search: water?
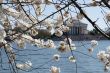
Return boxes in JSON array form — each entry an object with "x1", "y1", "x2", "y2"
[{"x1": 0, "y1": 40, "x2": 110, "y2": 73}]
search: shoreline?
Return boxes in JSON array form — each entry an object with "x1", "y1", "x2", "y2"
[{"x1": 51, "y1": 34, "x2": 108, "y2": 41}]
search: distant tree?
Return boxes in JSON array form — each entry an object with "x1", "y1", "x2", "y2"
[{"x1": 89, "y1": 29, "x2": 100, "y2": 35}]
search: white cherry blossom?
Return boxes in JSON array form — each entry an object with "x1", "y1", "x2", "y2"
[
  {"x1": 53, "y1": 54, "x2": 60, "y2": 61},
  {"x1": 50, "y1": 66, "x2": 60, "y2": 73}
]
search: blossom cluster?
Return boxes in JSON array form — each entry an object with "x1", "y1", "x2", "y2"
[
  {"x1": 97, "y1": 46, "x2": 110, "y2": 71},
  {"x1": 0, "y1": 0, "x2": 109, "y2": 73},
  {"x1": 88, "y1": 40, "x2": 98, "y2": 53},
  {"x1": 58, "y1": 38, "x2": 76, "y2": 53},
  {"x1": 16, "y1": 61, "x2": 32, "y2": 70},
  {"x1": 0, "y1": 1, "x2": 76, "y2": 72}
]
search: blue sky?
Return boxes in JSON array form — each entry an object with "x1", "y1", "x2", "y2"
[
  {"x1": 38, "y1": 0, "x2": 109, "y2": 31},
  {"x1": 2, "y1": 0, "x2": 109, "y2": 31},
  {"x1": 77, "y1": 0, "x2": 109, "y2": 30},
  {"x1": 81, "y1": 6, "x2": 109, "y2": 31}
]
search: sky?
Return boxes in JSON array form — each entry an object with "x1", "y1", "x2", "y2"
[
  {"x1": 76, "y1": 0, "x2": 109, "y2": 31},
  {"x1": 1, "y1": 0, "x2": 109, "y2": 31},
  {"x1": 81, "y1": 6, "x2": 109, "y2": 31},
  {"x1": 38, "y1": 0, "x2": 109, "y2": 31}
]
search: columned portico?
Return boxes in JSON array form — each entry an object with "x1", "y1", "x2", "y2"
[{"x1": 67, "y1": 19, "x2": 88, "y2": 35}]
